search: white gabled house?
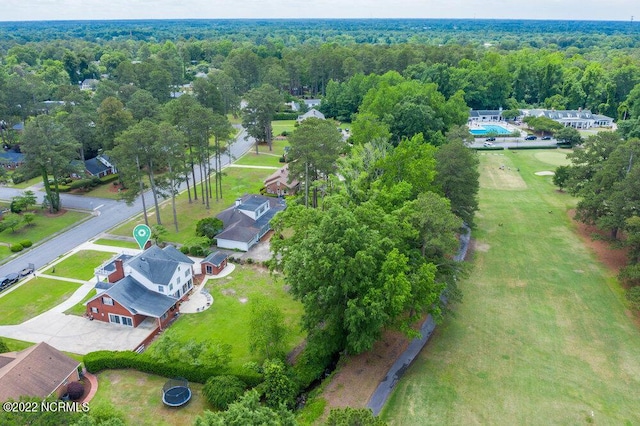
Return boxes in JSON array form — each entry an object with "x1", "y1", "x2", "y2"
[{"x1": 215, "y1": 194, "x2": 286, "y2": 251}]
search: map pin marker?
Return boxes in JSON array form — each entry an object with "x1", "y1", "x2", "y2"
[{"x1": 133, "y1": 224, "x2": 151, "y2": 250}]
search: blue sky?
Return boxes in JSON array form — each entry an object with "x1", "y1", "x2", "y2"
[{"x1": 2, "y1": 0, "x2": 639, "y2": 22}]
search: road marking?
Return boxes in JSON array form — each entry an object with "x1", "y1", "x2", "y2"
[{"x1": 93, "y1": 204, "x2": 104, "y2": 211}]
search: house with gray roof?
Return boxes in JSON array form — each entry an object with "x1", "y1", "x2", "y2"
[
  {"x1": 521, "y1": 109, "x2": 614, "y2": 129},
  {"x1": 215, "y1": 194, "x2": 286, "y2": 251},
  {"x1": 84, "y1": 154, "x2": 116, "y2": 178},
  {"x1": 469, "y1": 109, "x2": 504, "y2": 123},
  {"x1": 0, "y1": 342, "x2": 81, "y2": 402},
  {"x1": 297, "y1": 108, "x2": 325, "y2": 123},
  {"x1": 88, "y1": 245, "x2": 195, "y2": 328}
]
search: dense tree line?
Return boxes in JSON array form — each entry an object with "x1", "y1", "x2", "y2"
[{"x1": 556, "y1": 132, "x2": 640, "y2": 307}]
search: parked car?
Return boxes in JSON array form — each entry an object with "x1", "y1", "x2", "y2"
[
  {"x1": 525, "y1": 135, "x2": 537, "y2": 140},
  {"x1": 0, "y1": 277, "x2": 10, "y2": 289},
  {"x1": 5, "y1": 273, "x2": 19, "y2": 285},
  {"x1": 541, "y1": 136, "x2": 552, "y2": 140},
  {"x1": 483, "y1": 141, "x2": 494, "y2": 147},
  {"x1": 485, "y1": 137, "x2": 496, "y2": 141}
]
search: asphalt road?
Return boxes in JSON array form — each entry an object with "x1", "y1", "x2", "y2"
[{"x1": 0, "y1": 128, "x2": 256, "y2": 277}]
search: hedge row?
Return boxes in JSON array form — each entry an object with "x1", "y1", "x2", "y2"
[
  {"x1": 474, "y1": 146, "x2": 505, "y2": 151},
  {"x1": 83, "y1": 350, "x2": 263, "y2": 387},
  {"x1": 274, "y1": 112, "x2": 299, "y2": 120},
  {"x1": 507, "y1": 145, "x2": 558, "y2": 150}
]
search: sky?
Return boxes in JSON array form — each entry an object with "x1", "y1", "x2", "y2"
[{"x1": 1, "y1": 0, "x2": 639, "y2": 22}]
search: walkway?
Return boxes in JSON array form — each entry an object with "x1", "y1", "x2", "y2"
[
  {"x1": 366, "y1": 225, "x2": 472, "y2": 415},
  {"x1": 180, "y1": 263, "x2": 235, "y2": 313}
]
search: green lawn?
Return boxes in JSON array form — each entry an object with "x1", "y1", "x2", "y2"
[
  {"x1": 110, "y1": 167, "x2": 270, "y2": 244},
  {"x1": 382, "y1": 149, "x2": 640, "y2": 425},
  {"x1": 65, "y1": 288, "x2": 97, "y2": 316},
  {"x1": 234, "y1": 152, "x2": 283, "y2": 168},
  {"x1": 5, "y1": 175, "x2": 41, "y2": 189},
  {"x1": 80, "y1": 181, "x2": 123, "y2": 200},
  {"x1": 272, "y1": 120, "x2": 296, "y2": 136},
  {"x1": 0, "y1": 277, "x2": 81, "y2": 325},
  {"x1": 0, "y1": 209, "x2": 89, "y2": 256},
  {"x1": 148, "y1": 265, "x2": 304, "y2": 370},
  {"x1": 93, "y1": 238, "x2": 140, "y2": 249},
  {"x1": 48, "y1": 250, "x2": 114, "y2": 281},
  {"x1": 92, "y1": 369, "x2": 209, "y2": 426}
]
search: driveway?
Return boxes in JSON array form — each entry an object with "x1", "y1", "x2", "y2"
[{"x1": 0, "y1": 278, "x2": 155, "y2": 355}]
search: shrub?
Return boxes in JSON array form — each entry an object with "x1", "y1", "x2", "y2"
[
  {"x1": 19, "y1": 239, "x2": 32, "y2": 248},
  {"x1": 273, "y1": 112, "x2": 298, "y2": 120},
  {"x1": 179, "y1": 246, "x2": 189, "y2": 254},
  {"x1": 195, "y1": 217, "x2": 223, "y2": 240},
  {"x1": 66, "y1": 381, "x2": 85, "y2": 400},
  {"x1": 627, "y1": 286, "x2": 640, "y2": 311},
  {"x1": 203, "y1": 375, "x2": 247, "y2": 410},
  {"x1": 279, "y1": 156, "x2": 286, "y2": 163},
  {"x1": 99, "y1": 174, "x2": 119, "y2": 184},
  {"x1": 10, "y1": 243, "x2": 23, "y2": 252},
  {"x1": 83, "y1": 350, "x2": 263, "y2": 386}
]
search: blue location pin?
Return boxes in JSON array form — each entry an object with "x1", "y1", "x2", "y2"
[{"x1": 133, "y1": 224, "x2": 152, "y2": 250}]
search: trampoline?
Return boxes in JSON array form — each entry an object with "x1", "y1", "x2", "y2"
[{"x1": 162, "y1": 378, "x2": 192, "y2": 407}]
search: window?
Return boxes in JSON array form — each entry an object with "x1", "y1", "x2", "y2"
[
  {"x1": 122, "y1": 317, "x2": 133, "y2": 327},
  {"x1": 109, "y1": 314, "x2": 120, "y2": 324},
  {"x1": 161, "y1": 312, "x2": 168, "y2": 320},
  {"x1": 177, "y1": 277, "x2": 180, "y2": 284},
  {"x1": 102, "y1": 297, "x2": 113, "y2": 306},
  {"x1": 169, "y1": 284, "x2": 173, "y2": 291},
  {"x1": 184, "y1": 269, "x2": 189, "y2": 277},
  {"x1": 182, "y1": 283, "x2": 188, "y2": 293},
  {"x1": 91, "y1": 307, "x2": 98, "y2": 314},
  {"x1": 109, "y1": 314, "x2": 132, "y2": 327},
  {"x1": 158, "y1": 285, "x2": 164, "y2": 293}
]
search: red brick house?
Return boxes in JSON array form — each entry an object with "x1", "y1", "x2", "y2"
[
  {"x1": 201, "y1": 251, "x2": 228, "y2": 275},
  {"x1": 0, "y1": 342, "x2": 81, "y2": 401},
  {"x1": 88, "y1": 245, "x2": 194, "y2": 329},
  {"x1": 264, "y1": 165, "x2": 299, "y2": 197}
]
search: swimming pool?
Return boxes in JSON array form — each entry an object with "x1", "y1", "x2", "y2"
[{"x1": 469, "y1": 124, "x2": 512, "y2": 135}]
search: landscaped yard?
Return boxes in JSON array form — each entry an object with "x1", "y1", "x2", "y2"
[
  {"x1": 93, "y1": 238, "x2": 140, "y2": 250},
  {"x1": 233, "y1": 152, "x2": 282, "y2": 168},
  {"x1": 92, "y1": 369, "x2": 209, "y2": 426},
  {"x1": 0, "y1": 277, "x2": 81, "y2": 325},
  {"x1": 48, "y1": 250, "x2": 115, "y2": 281},
  {"x1": 110, "y1": 166, "x2": 270, "y2": 244},
  {"x1": 0, "y1": 209, "x2": 89, "y2": 261},
  {"x1": 381, "y1": 150, "x2": 640, "y2": 424},
  {"x1": 148, "y1": 264, "x2": 304, "y2": 370}
]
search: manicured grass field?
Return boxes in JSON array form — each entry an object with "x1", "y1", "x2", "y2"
[
  {"x1": 48, "y1": 250, "x2": 114, "y2": 281},
  {"x1": 271, "y1": 120, "x2": 296, "y2": 136},
  {"x1": 0, "y1": 277, "x2": 81, "y2": 325},
  {"x1": 234, "y1": 152, "x2": 282, "y2": 168},
  {"x1": 92, "y1": 369, "x2": 209, "y2": 426},
  {"x1": 93, "y1": 238, "x2": 140, "y2": 249},
  {"x1": 382, "y1": 149, "x2": 640, "y2": 425},
  {"x1": 0, "y1": 209, "x2": 89, "y2": 257},
  {"x1": 148, "y1": 265, "x2": 304, "y2": 370},
  {"x1": 110, "y1": 167, "x2": 269, "y2": 243}
]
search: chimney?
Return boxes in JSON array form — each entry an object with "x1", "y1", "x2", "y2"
[
  {"x1": 110, "y1": 258, "x2": 125, "y2": 283},
  {"x1": 235, "y1": 198, "x2": 241, "y2": 207}
]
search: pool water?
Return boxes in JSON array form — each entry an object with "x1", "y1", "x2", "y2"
[{"x1": 469, "y1": 124, "x2": 512, "y2": 135}]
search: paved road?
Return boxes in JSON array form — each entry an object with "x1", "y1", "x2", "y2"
[{"x1": 0, "y1": 128, "x2": 256, "y2": 277}]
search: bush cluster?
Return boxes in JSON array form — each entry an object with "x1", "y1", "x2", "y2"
[
  {"x1": 273, "y1": 112, "x2": 298, "y2": 120},
  {"x1": 10, "y1": 243, "x2": 23, "y2": 252},
  {"x1": 83, "y1": 350, "x2": 263, "y2": 386},
  {"x1": 203, "y1": 375, "x2": 247, "y2": 410},
  {"x1": 20, "y1": 239, "x2": 32, "y2": 248}
]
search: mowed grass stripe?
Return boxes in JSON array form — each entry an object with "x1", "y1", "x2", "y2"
[{"x1": 381, "y1": 150, "x2": 640, "y2": 425}]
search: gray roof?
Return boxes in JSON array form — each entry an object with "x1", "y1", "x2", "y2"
[
  {"x1": 469, "y1": 110, "x2": 502, "y2": 117},
  {"x1": 126, "y1": 245, "x2": 193, "y2": 286},
  {"x1": 0, "y1": 150, "x2": 25, "y2": 165},
  {"x1": 202, "y1": 251, "x2": 228, "y2": 267},
  {"x1": 84, "y1": 154, "x2": 113, "y2": 176},
  {"x1": 99, "y1": 253, "x2": 134, "y2": 275},
  {"x1": 88, "y1": 276, "x2": 177, "y2": 318},
  {"x1": 216, "y1": 195, "x2": 286, "y2": 243}
]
